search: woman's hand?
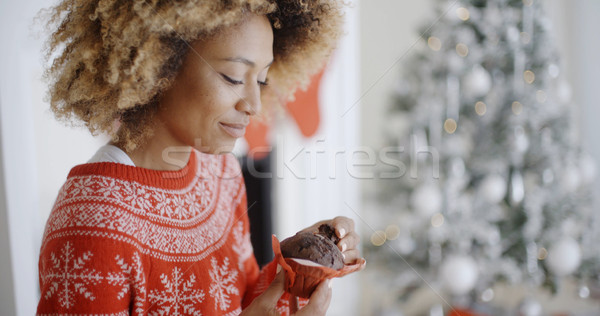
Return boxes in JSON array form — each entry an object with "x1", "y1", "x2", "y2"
[
  {"x1": 241, "y1": 266, "x2": 332, "y2": 315},
  {"x1": 302, "y1": 216, "x2": 364, "y2": 266}
]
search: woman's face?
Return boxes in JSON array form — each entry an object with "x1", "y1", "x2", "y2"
[{"x1": 156, "y1": 14, "x2": 274, "y2": 154}]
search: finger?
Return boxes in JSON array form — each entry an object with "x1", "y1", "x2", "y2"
[
  {"x1": 301, "y1": 220, "x2": 327, "y2": 233},
  {"x1": 254, "y1": 267, "x2": 285, "y2": 310},
  {"x1": 265, "y1": 266, "x2": 285, "y2": 297},
  {"x1": 297, "y1": 279, "x2": 332, "y2": 315},
  {"x1": 331, "y1": 216, "x2": 355, "y2": 239},
  {"x1": 338, "y1": 231, "x2": 360, "y2": 252},
  {"x1": 359, "y1": 258, "x2": 367, "y2": 271},
  {"x1": 341, "y1": 249, "x2": 361, "y2": 264}
]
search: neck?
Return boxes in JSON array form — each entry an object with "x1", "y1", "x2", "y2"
[{"x1": 111, "y1": 129, "x2": 192, "y2": 172}]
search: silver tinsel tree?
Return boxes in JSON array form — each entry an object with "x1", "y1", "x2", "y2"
[{"x1": 368, "y1": 0, "x2": 600, "y2": 308}]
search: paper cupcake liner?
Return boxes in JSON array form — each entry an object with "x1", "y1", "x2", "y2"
[{"x1": 272, "y1": 235, "x2": 366, "y2": 298}]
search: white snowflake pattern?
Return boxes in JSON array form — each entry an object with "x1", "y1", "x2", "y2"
[
  {"x1": 118, "y1": 183, "x2": 153, "y2": 211},
  {"x1": 132, "y1": 187, "x2": 154, "y2": 210},
  {"x1": 185, "y1": 192, "x2": 201, "y2": 216},
  {"x1": 96, "y1": 178, "x2": 121, "y2": 198},
  {"x1": 171, "y1": 195, "x2": 188, "y2": 219},
  {"x1": 148, "y1": 267, "x2": 205, "y2": 316},
  {"x1": 41, "y1": 241, "x2": 104, "y2": 309},
  {"x1": 194, "y1": 181, "x2": 212, "y2": 209},
  {"x1": 106, "y1": 252, "x2": 147, "y2": 315},
  {"x1": 154, "y1": 192, "x2": 174, "y2": 217},
  {"x1": 70, "y1": 177, "x2": 96, "y2": 197},
  {"x1": 56, "y1": 170, "x2": 223, "y2": 221},
  {"x1": 231, "y1": 221, "x2": 249, "y2": 272},
  {"x1": 209, "y1": 257, "x2": 239, "y2": 311}
]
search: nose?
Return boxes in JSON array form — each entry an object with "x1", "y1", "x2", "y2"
[{"x1": 236, "y1": 83, "x2": 262, "y2": 116}]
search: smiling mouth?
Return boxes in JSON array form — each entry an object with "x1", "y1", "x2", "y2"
[{"x1": 219, "y1": 122, "x2": 247, "y2": 138}]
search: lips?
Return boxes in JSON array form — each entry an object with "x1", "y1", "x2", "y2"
[{"x1": 219, "y1": 122, "x2": 247, "y2": 138}]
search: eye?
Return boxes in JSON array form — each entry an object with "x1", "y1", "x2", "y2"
[
  {"x1": 220, "y1": 74, "x2": 243, "y2": 85},
  {"x1": 258, "y1": 79, "x2": 268, "y2": 87}
]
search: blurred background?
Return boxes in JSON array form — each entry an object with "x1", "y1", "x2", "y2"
[{"x1": 1, "y1": 0, "x2": 600, "y2": 315}]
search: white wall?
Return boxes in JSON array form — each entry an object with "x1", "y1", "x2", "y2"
[
  {"x1": 1, "y1": 2, "x2": 45, "y2": 315},
  {"x1": 544, "y1": 0, "x2": 599, "y2": 160},
  {"x1": 0, "y1": 1, "x2": 111, "y2": 315},
  {"x1": 0, "y1": 110, "x2": 15, "y2": 316},
  {"x1": 569, "y1": 1, "x2": 600, "y2": 195},
  {"x1": 359, "y1": 0, "x2": 435, "y2": 198},
  {"x1": 359, "y1": 0, "x2": 434, "y2": 149}
]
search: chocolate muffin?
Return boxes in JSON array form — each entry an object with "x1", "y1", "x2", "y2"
[{"x1": 280, "y1": 224, "x2": 344, "y2": 270}]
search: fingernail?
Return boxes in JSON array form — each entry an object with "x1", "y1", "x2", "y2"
[
  {"x1": 328, "y1": 279, "x2": 333, "y2": 289},
  {"x1": 338, "y1": 228, "x2": 346, "y2": 238},
  {"x1": 341, "y1": 243, "x2": 347, "y2": 252},
  {"x1": 276, "y1": 264, "x2": 282, "y2": 273},
  {"x1": 342, "y1": 253, "x2": 346, "y2": 260}
]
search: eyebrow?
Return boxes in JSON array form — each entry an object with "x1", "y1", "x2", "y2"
[{"x1": 222, "y1": 57, "x2": 274, "y2": 68}]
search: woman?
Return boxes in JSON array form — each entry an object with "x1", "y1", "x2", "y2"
[{"x1": 36, "y1": 0, "x2": 363, "y2": 315}]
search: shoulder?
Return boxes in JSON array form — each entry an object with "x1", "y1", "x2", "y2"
[{"x1": 41, "y1": 173, "x2": 144, "y2": 251}]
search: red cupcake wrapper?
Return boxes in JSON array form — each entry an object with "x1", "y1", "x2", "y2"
[{"x1": 272, "y1": 235, "x2": 366, "y2": 299}]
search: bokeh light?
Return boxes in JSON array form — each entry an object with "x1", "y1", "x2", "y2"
[
  {"x1": 475, "y1": 101, "x2": 487, "y2": 116},
  {"x1": 444, "y1": 118, "x2": 458, "y2": 133}
]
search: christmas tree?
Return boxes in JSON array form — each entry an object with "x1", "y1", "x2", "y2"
[{"x1": 368, "y1": 0, "x2": 600, "y2": 311}]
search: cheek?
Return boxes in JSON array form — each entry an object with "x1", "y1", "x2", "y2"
[
  {"x1": 206, "y1": 87, "x2": 240, "y2": 113},
  {"x1": 192, "y1": 92, "x2": 234, "y2": 131},
  {"x1": 175, "y1": 75, "x2": 239, "y2": 123}
]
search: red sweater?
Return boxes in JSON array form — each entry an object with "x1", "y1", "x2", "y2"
[{"x1": 37, "y1": 150, "x2": 297, "y2": 315}]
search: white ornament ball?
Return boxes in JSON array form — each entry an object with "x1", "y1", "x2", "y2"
[
  {"x1": 440, "y1": 255, "x2": 479, "y2": 295},
  {"x1": 514, "y1": 132, "x2": 530, "y2": 154},
  {"x1": 548, "y1": 63, "x2": 560, "y2": 78},
  {"x1": 546, "y1": 238, "x2": 582, "y2": 277},
  {"x1": 480, "y1": 174, "x2": 507, "y2": 204},
  {"x1": 579, "y1": 286, "x2": 590, "y2": 299},
  {"x1": 506, "y1": 26, "x2": 520, "y2": 43},
  {"x1": 562, "y1": 168, "x2": 581, "y2": 193},
  {"x1": 580, "y1": 154, "x2": 597, "y2": 184},
  {"x1": 410, "y1": 184, "x2": 442, "y2": 218},
  {"x1": 463, "y1": 65, "x2": 492, "y2": 98},
  {"x1": 518, "y1": 298, "x2": 542, "y2": 316}
]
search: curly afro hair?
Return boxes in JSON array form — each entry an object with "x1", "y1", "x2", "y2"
[{"x1": 38, "y1": 0, "x2": 345, "y2": 152}]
